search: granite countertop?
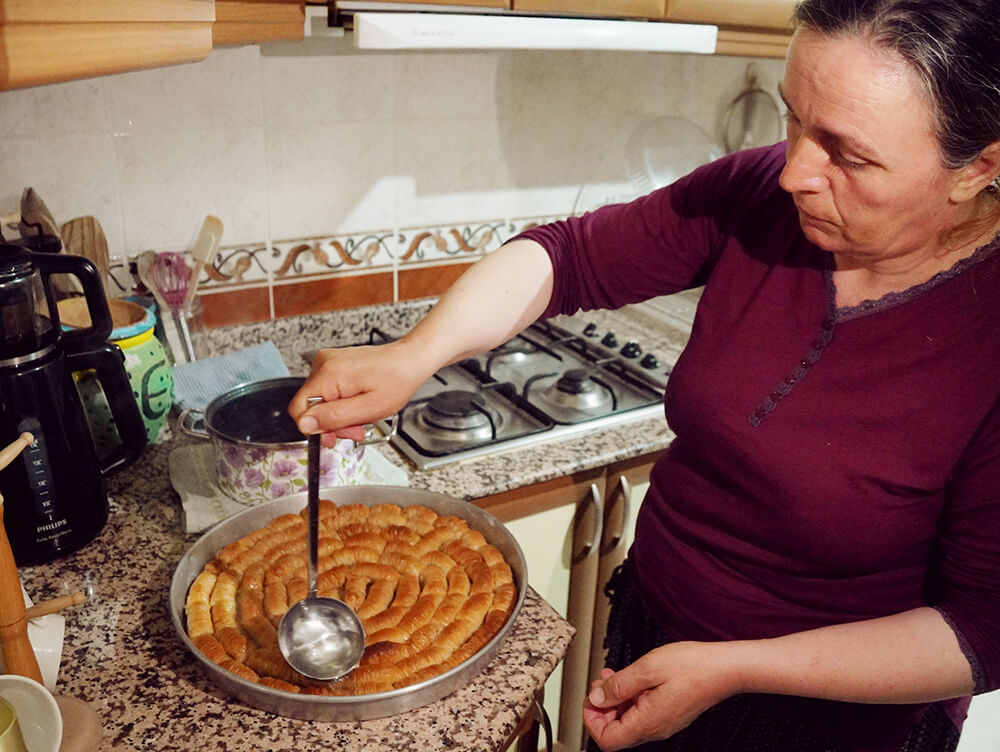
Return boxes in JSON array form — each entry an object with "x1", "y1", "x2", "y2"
[{"x1": 17, "y1": 300, "x2": 690, "y2": 752}]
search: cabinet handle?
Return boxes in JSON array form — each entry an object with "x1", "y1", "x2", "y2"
[
  {"x1": 576, "y1": 483, "x2": 604, "y2": 561},
  {"x1": 607, "y1": 474, "x2": 632, "y2": 550}
]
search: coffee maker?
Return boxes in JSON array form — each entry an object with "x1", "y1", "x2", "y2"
[{"x1": 0, "y1": 243, "x2": 147, "y2": 565}]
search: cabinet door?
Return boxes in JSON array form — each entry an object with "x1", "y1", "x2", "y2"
[
  {"x1": 586, "y1": 453, "x2": 658, "y2": 726},
  {"x1": 664, "y1": 0, "x2": 796, "y2": 31},
  {"x1": 511, "y1": 0, "x2": 666, "y2": 19},
  {"x1": 214, "y1": 1, "x2": 305, "y2": 46},
  {"x1": 476, "y1": 468, "x2": 605, "y2": 752},
  {"x1": 0, "y1": 0, "x2": 214, "y2": 91},
  {"x1": 360, "y1": 0, "x2": 512, "y2": 8}
]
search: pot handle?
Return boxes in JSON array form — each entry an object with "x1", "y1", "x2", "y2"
[
  {"x1": 358, "y1": 414, "x2": 398, "y2": 446},
  {"x1": 66, "y1": 343, "x2": 148, "y2": 476},
  {"x1": 176, "y1": 408, "x2": 209, "y2": 439}
]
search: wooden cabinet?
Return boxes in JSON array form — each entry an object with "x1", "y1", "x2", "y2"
[
  {"x1": 476, "y1": 451, "x2": 661, "y2": 752},
  {"x1": 354, "y1": 0, "x2": 512, "y2": 8},
  {"x1": 665, "y1": 0, "x2": 796, "y2": 31},
  {"x1": 511, "y1": 0, "x2": 665, "y2": 19},
  {"x1": 213, "y1": 1, "x2": 305, "y2": 46},
  {"x1": 0, "y1": 0, "x2": 215, "y2": 91},
  {"x1": 666, "y1": 0, "x2": 795, "y2": 58}
]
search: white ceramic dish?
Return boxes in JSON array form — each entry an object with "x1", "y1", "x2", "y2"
[{"x1": 0, "y1": 675, "x2": 62, "y2": 752}]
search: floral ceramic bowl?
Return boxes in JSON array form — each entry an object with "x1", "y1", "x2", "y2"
[{"x1": 181, "y1": 377, "x2": 368, "y2": 506}]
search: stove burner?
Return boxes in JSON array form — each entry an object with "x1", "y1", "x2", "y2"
[
  {"x1": 417, "y1": 390, "x2": 500, "y2": 441},
  {"x1": 537, "y1": 368, "x2": 615, "y2": 412},
  {"x1": 556, "y1": 368, "x2": 593, "y2": 395}
]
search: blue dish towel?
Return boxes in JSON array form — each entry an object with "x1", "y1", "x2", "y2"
[{"x1": 172, "y1": 342, "x2": 290, "y2": 411}]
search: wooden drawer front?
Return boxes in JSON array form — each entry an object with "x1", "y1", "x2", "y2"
[
  {"x1": 358, "y1": 0, "x2": 512, "y2": 9},
  {"x1": 214, "y1": 0, "x2": 305, "y2": 46},
  {"x1": 512, "y1": 0, "x2": 666, "y2": 18},
  {"x1": 665, "y1": 0, "x2": 795, "y2": 31}
]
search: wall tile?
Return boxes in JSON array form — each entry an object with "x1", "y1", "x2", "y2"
[
  {"x1": 270, "y1": 232, "x2": 396, "y2": 277},
  {"x1": 398, "y1": 261, "x2": 475, "y2": 301},
  {"x1": 394, "y1": 51, "x2": 502, "y2": 121},
  {"x1": 0, "y1": 134, "x2": 123, "y2": 256},
  {"x1": 0, "y1": 78, "x2": 109, "y2": 138},
  {"x1": 272, "y1": 271, "x2": 395, "y2": 318},
  {"x1": 105, "y1": 45, "x2": 264, "y2": 134},
  {"x1": 396, "y1": 118, "x2": 517, "y2": 227},
  {"x1": 201, "y1": 286, "x2": 272, "y2": 328},
  {"x1": 116, "y1": 126, "x2": 269, "y2": 253},
  {"x1": 261, "y1": 43, "x2": 396, "y2": 126},
  {"x1": 266, "y1": 121, "x2": 397, "y2": 239}
]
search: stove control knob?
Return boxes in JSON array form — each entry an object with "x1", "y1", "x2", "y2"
[
  {"x1": 583, "y1": 322, "x2": 599, "y2": 337},
  {"x1": 640, "y1": 353, "x2": 661, "y2": 369},
  {"x1": 600, "y1": 332, "x2": 618, "y2": 348},
  {"x1": 620, "y1": 341, "x2": 642, "y2": 359}
]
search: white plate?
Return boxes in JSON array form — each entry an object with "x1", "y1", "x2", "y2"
[{"x1": 0, "y1": 675, "x2": 62, "y2": 752}]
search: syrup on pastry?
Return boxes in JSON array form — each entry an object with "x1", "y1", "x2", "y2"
[{"x1": 184, "y1": 500, "x2": 517, "y2": 695}]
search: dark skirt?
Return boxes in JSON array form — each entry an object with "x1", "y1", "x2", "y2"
[{"x1": 590, "y1": 561, "x2": 961, "y2": 752}]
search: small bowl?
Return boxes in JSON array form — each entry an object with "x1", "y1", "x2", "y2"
[{"x1": 0, "y1": 675, "x2": 62, "y2": 752}]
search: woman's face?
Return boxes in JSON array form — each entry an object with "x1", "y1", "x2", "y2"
[{"x1": 778, "y1": 30, "x2": 965, "y2": 263}]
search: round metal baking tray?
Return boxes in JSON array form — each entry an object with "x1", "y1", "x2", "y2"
[{"x1": 168, "y1": 485, "x2": 527, "y2": 721}]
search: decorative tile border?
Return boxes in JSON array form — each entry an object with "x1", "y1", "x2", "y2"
[{"x1": 108, "y1": 215, "x2": 563, "y2": 327}]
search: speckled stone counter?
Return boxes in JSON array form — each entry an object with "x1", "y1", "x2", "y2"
[{"x1": 16, "y1": 299, "x2": 690, "y2": 751}]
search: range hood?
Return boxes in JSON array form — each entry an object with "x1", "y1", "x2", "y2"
[{"x1": 306, "y1": 3, "x2": 718, "y2": 53}]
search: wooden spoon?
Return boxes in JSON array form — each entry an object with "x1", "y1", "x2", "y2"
[{"x1": 61, "y1": 216, "x2": 111, "y2": 294}]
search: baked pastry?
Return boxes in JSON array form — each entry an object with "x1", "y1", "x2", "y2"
[{"x1": 185, "y1": 499, "x2": 517, "y2": 695}]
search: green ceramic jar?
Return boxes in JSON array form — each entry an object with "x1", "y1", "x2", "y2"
[{"x1": 70, "y1": 297, "x2": 174, "y2": 451}]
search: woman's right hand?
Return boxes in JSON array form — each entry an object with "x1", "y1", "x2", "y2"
[{"x1": 288, "y1": 340, "x2": 430, "y2": 446}]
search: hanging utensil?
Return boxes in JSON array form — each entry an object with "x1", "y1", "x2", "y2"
[
  {"x1": 184, "y1": 215, "x2": 223, "y2": 309},
  {"x1": 721, "y1": 64, "x2": 783, "y2": 154},
  {"x1": 625, "y1": 116, "x2": 722, "y2": 194}
]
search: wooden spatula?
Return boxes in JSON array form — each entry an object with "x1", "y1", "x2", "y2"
[{"x1": 61, "y1": 216, "x2": 111, "y2": 293}]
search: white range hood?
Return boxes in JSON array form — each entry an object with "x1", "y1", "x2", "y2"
[{"x1": 306, "y1": 4, "x2": 717, "y2": 53}]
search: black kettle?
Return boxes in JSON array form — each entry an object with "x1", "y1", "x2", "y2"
[{"x1": 0, "y1": 243, "x2": 147, "y2": 565}]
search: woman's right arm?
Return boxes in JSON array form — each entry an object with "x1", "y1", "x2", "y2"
[{"x1": 289, "y1": 238, "x2": 554, "y2": 443}]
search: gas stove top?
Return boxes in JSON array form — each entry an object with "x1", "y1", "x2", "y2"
[{"x1": 343, "y1": 314, "x2": 672, "y2": 470}]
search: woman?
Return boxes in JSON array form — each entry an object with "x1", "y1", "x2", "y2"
[{"x1": 290, "y1": 1, "x2": 1000, "y2": 749}]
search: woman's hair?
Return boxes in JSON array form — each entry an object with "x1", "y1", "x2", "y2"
[{"x1": 793, "y1": 0, "x2": 1000, "y2": 180}]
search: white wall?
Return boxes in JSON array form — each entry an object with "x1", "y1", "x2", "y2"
[{"x1": 0, "y1": 37, "x2": 784, "y2": 264}]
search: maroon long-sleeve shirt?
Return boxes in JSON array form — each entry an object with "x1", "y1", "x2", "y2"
[{"x1": 519, "y1": 143, "x2": 1000, "y2": 750}]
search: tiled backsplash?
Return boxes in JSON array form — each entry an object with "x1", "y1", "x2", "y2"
[{"x1": 0, "y1": 37, "x2": 784, "y2": 327}]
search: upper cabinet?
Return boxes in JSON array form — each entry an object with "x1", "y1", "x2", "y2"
[
  {"x1": 0, "y1": 0, "x2": 215, "y2": 91},
  {"x1": 213, "y1": 1, "x2": 305, "y2": 47},
  {"x1": 357, "y1": 0, "x2": 511, "y2": 6},
  {"x1": 511, "y1": 0, "x2": 665, "y2": 19},
  {"x1": 665, "y1": 0, "x2": 795, "y2": 31}
]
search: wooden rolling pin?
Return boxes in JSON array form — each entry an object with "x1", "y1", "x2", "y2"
[{"x1": 0, "y1": 432, "x2": 43, "y2": 683}]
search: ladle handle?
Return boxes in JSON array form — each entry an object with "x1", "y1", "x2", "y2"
[{"x1": 307, "y1": 432, "x2": 320, "y2": 599}]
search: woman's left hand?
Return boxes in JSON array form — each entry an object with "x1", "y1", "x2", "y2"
[{"x1": 583, "y1": 642, "x2": 738, "y2": 751}]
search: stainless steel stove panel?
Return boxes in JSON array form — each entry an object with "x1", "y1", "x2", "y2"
[{"x1": 361, "y1": 314, "x2": 673, "y2": 470}]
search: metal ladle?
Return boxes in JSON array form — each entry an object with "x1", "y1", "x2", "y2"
[{"x1": 277, "y1": 413, "x2": 365, "y2": 681}]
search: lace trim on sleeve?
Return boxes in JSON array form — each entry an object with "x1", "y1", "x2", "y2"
[{"x1": 933, "y1": 606, "x2": 988, "y2": 694}]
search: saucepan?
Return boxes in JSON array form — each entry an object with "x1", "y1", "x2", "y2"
[{"x1": 177, "y1": 377, "x2": 396, "y2": 506}]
